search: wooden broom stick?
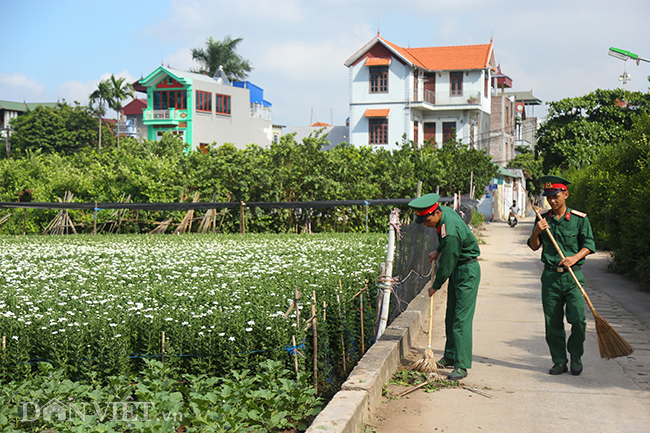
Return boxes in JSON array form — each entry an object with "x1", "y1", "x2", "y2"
[{"x1": 533, "y1": 207, "x2": 633, "y2": 359}]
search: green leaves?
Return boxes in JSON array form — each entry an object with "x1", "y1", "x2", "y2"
[
  {"x1": 1, "y1": 357, "x2": 321, "y2": 432},
  {"x1": 536, "y1": 88, "x2": 650, "y2": 172}
]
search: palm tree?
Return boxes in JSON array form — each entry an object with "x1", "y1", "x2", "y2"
[
  {"x1": 190, "y1": 35, "x2": 253, "y2": 81},
  {"x1": 89, "y1": 80, "x2": 112, "y2": 151},
  {"x1": 107, "y1": 74, "x2": 134, "y2": 148}
]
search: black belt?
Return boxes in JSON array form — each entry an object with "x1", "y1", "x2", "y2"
[
  {"x1": 544, "y1": 264, "x2": 580, "y2": 273},
  {"x1": 458, "y1": 257, "x2": 478, "y2": 266}
]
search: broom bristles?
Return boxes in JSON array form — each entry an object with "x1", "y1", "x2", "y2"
[
  {"x1": 593, "y1": 312, "x2": 634, "y2": 359},
  {"x1": 409, "y1": 347, "x2": 438, "y2": 373}
]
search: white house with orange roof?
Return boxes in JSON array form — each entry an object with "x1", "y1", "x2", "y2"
[{"x1": 344, "y1": 33, "x2": 497, "y2": 150}]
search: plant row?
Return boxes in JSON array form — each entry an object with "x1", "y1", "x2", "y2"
[
  {"x1": 0, "y1": 125, "x2": 497, "y2": 234},
  {"x1": 0, "y1": 233, "x2": 386, "y2": 387}
]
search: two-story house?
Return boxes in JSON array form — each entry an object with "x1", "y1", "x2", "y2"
[
  {"x1": 344, "y1": 33, "x2": 497, "y2": 150},
  {"x1": 138, "y1": 66, "x2": 273, "y2": 150}
]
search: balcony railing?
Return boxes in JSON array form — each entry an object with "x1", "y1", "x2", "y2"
[
  {"x1": 415, "y1": 90, "x2": 483, "y2": 106},
  {"x1": 143, "y1": 108, "x2": 183, "y2": 121}
]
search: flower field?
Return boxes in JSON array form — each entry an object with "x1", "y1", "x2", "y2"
[{"x1": 0, "y1": 233, "x2": 387, "y2": 385}]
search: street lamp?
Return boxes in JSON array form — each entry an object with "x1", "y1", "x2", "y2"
[
  {"x1": 608, "y1": 47, "x2": 650, "y2": 90},
  {"x1": 608, "y1": 47, "x2": 650, "y2": 65}
]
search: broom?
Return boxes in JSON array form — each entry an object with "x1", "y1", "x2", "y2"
[
  {"x1": 409, "y1": 261, "x2": 438, "y2": 373},
  {"x1": 534, "y1": 208, "x2": 634, "y2": 359}
]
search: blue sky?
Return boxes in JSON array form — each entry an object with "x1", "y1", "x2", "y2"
[{"x1": 2, "y1": 0, "x2": 650, "y2": 130}]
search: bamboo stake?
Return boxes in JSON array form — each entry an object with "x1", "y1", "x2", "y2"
[
  {"x1": 533, "y1": 207, "x2": 634, "y2": 359},
  {"x1": 336, "y1": 293, "x2": 347, "y2": 373},
  {"x1": 295, "y1": 286, "x2": 300, "y2": 327},
  {"x1": 292, "y1": 335, "x2": 299, "y2": 377},
  {"x1": 161, "y1": 331, "x2": 166, "y2": 364},
  {"x1": 240, "y1": 201, "x2": 246, "y2": 234},
  {"x1": 312, "y1": 301, "x2": 318, "y2": 394},
  {"x1": 93, "y1": 201, "x2": 97, "y2": 235},
  {"x1": 360, "y1": 291, "x2": 365, "y2": 354},
  {"x1": 2, "y1": 335, "x2": 5, "y2": 374}
]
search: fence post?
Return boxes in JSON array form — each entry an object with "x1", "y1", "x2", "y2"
[
  {"x1": 377, "y1": 209, "x2": 399, "y2": 338},
  {"x1": 240, "y1": 201, "x2": 246, "y2": 234}
]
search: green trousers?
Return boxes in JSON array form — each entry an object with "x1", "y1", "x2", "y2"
[
  {"x1": 443, "y1": 260, "x2": 481, "y2": 369},
  {"x1": 541, "y1": 269, "x2": 586, "y2": 363}
]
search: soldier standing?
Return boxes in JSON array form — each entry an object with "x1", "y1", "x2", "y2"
[
  {"x1": 527, "y1": 175, "x2": 595, "y2": 375},
  {"x1": 409, "y1": 193, "x2": 481, "y2": 380}
]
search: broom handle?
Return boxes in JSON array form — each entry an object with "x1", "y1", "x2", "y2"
[
  {"x1": 533, "y1": 208, "x2": 597, "y2": 313},
  {"x1": 427, "y1": 261, "x2": 436, "y2": 349},
  {"x1": 427, "y1": 293, "x2": 434, "y2": 348}
]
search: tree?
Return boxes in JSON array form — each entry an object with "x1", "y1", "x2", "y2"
[
  {"x1": 89, "y1": 80, "x2": 112, "y2": 151},
  {"x1": 507, "y1": 147, "x2": 543, "y2": 196},
  {"x1": 9, "y1": 102, "x2": 103, "y2": 155},
  {"x1": 536, "y1": 88, "x2": 650, "y2": 172},
  {"x1": 106, "y1": 74, "x2": 134, "y2": 148},
  {"x1": 191, "y1": 36, "x2": 253, "y2": 81}
]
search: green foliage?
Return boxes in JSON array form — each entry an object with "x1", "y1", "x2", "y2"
[
  {"x1": 507, "y1": 150, "x2": 543, "y2": 196},
  {"x1": 0, "y1": 359, "x2": 322, "y2": 432},
  {"x1": 9, "y1": 102, "x2": 113, "y2": 156},
  {"x1": 0, "y1": 132, "x2": 496, "y2": 234},
  {"x1": 536, "y1": 88, "x2": 650, "y2": 172},
  {"x1": 566, "y1": 111, "x2": 650, "y2": 289},
  {"x1": 470, "y1": 209, "x2": 484, "y2": 228},
  {"x1": 191, "y1": 35, "x2": 253, "y2": 81}
]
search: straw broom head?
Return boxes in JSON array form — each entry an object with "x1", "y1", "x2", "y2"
[
  {"x1": 593, "y1": 311, "x2": 634, "y2": 359},
  {"x1": 409, "y1": 279, "x2": 438, "y2": 373}
]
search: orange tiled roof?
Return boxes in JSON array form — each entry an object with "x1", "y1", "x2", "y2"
[
  {"x1": 311, "y1": 122, "x2": 331, "y2": 127},
  {"x1": 364, "y1": 109, "x2": 390, "y2": 117},
  {"x1": 349, "y1": 36, "x2": 494, "y2": 71}
]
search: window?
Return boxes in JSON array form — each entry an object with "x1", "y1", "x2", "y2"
[
  {"x1": 450, "y1": 72, "x2": 463, "y2": 96},
  {"x1": 424, "y1": 122, "x2": 436, "y2": 144},
  {"x1": 370, "y1": 67, "x2": 388, "y2": 93},
  {"x1": 413, "y1": 121, "x2": 419, "y2": 144},
  {"x1": 215, "y1": 94, "x2": 231, "y2": 115},
  {"x1": 153, "y1": 90, "x2": 187, "y2": 110},
  {"x1": 443, "y1": 122, "x2": 456, "y2": 143},
  {"x1": 369, "y1": 118, "x2": 388, "y2": 145},
  {"x1": 196, "y1": 91, "x2": 212, "y2": 112}
]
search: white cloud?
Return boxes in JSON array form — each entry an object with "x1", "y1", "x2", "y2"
[{"x1": 0, "y1": 73, "x2": 46, "y2": 101}]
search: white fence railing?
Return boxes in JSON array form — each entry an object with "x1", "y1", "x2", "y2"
[
  {"x1": 143, "y1": 108, "x2": 182, "y2": 121},
  {"x1": 418, "y1": 90, "x2": 483, "y2": 106}
]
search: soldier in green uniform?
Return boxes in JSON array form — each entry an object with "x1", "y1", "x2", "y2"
[
  {"x1": 409, "y1": 193, "x2": 481, "y2": 380},
  {"x1": 528, "y1": 176, "x2": 595, "y2": 376}
]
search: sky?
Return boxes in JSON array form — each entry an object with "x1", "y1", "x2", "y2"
[{"x1": 2, "y1": 0, "x2": 650, "y2": 130}]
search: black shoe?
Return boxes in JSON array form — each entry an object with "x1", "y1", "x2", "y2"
[
  {"x1": 436, "y1": 356, "x2": 454, "y2": 369},
  {"x1": 549, "y1": 362, "x2": 568, "y2": 375},
  {"x1": 447, "y1": 368, "x2": 467, "y2": 380},
  {"x1": 570, "y1": 357, "x2": 583, "y2": 376}
]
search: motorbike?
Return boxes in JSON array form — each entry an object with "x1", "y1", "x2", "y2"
[{"x1": 508, "y1": 214, "x2": 518, "y2": 227}]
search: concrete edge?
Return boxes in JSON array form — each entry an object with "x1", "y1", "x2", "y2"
[{"x1": 305, "y1": 287, "x2": 433, "y2": 433}]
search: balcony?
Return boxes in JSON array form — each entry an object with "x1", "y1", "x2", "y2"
[
  {"x1": 412, "y1": 90, "x2": 483, "y2": 111},
  {"x1": 142, "y1": 108, "x2": 184, "y2": 125}
]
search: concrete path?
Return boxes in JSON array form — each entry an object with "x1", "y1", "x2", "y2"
[{"x1": 370, "y1": 218, "x2": 650, "y2": 433}]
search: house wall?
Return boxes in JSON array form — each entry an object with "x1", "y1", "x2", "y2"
[
  {"x1": 489, "y1": 95, "x2": 515, "y2": 166},
  {"x1": 349, "y1": 55, "x2": 410, "y2": 149},
  {"x1": 144, "y1": 68, "x2": 272, "y2": 150}
]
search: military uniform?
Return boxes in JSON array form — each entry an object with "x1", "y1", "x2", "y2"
[
  {"x1": 528, "y1": 176, "x2": 595, "y2": 373},
  {"x1": 409, "y1": 194, "x2": 481, "y2": 376}
]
